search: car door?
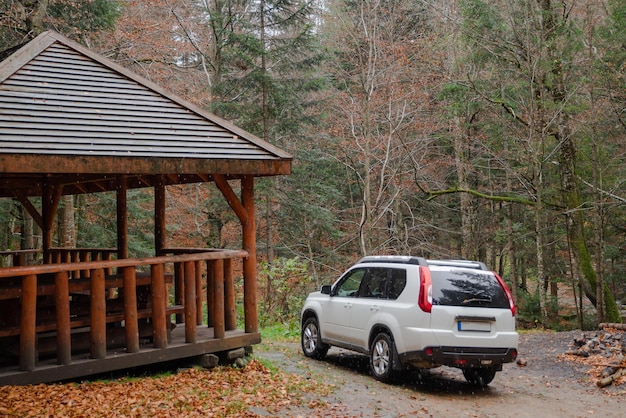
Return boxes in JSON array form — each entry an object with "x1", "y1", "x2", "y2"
[
  {"x1": 320, "y1": 268, "x2": 366, "y2": 342},
  {"x1": 348, "y1": 267, "x2": 389, "y2": 349}
]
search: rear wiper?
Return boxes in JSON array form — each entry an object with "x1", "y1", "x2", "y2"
[{"x1": 461, "y1": 297, "x2": 492, "y2": 305}]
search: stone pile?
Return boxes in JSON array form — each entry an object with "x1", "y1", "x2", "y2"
[
  {"x1": 566, "y1": 330, "x2": 624, "y2": 358},
  {"x1": 565, "y1": 327, "x2": 625, "y2": 387}
]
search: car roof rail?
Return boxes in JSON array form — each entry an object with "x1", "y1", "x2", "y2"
[
  {"x1": 357, "y1": 255, "x2": 428, "y2": 266},
  {"x1": 426, "y1": 259, "x2": 490, "y2": 271}
]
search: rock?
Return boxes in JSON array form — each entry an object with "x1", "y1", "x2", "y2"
[
  {"x1": 196, "y1": 353, "x2": 219, "y2": 369},
  {"x1": 227, "y1": 347, "x2": 247, "y2": 360}
]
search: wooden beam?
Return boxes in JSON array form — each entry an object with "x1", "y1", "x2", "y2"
[
  {"x1": 213, "y1": 174, "x2": 248, "y2": 224},
  {"x1": 12, "y1": 191, "x2": 43, "y2": 229}
]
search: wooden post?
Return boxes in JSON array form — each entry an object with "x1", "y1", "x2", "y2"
[
  {"x1": 213, "y1": 259, "x2": 225, "y2": 339},
  {"x1": 123, "y1": 266, "x2": 139, "y2": 353},
  {"x1": 154, "y1": 180, "x2": 166, "y2": 255},
  {"x1": 184, "y1": 261, "x2": 197, "y2": 343},
  {"x1": 55, "y1": 271, "x2": 71, "y2": 365},
  {"x1": 224, "y1": 258, "x2": 236, "y2": 330},
  {"x1": 19, "y1": 274, "x2": 37, "y2": 371},
  {"x1": 174, "y1": 261, "x2": 184, "y2": 323},
  {"x1": 41, "y1": 185, "x2": 52, "y2": 264},
  {"x1": 90, "y1": 268, "x2": 106, "y2": 359},
  {"x1": 195, "y1": 260, "x2": 203, "y2": 325},
  {"x1": 206, "y1": 260, "x2": 214, "y2": 327},
  {"x1": 151, "y1": 263, "x2": 167, "y2": 348},
  {"x1": 241, "y1": 176, "x2": 258, "y2": 333},
  {"x1": 117, "y1": 176, "x2": 129, "y2": 259}
]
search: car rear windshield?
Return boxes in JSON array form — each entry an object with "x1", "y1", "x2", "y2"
[{"x1": 431, "y1": 270, "x2": 510, "y2": 308}]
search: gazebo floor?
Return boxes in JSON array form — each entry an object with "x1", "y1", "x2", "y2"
[{"x1": 0, "y1": 326, "x2": 261, "y2": 386}]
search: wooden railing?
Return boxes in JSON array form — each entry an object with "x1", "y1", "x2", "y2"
[
  {"x1": 0, "y1": 249, "x2": 41, "y2": 267},
  {"x1": 0, "y1": 248, "x2": 247, "y2": 372}
]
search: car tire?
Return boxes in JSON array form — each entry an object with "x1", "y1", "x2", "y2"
[
  {"x1": 370, "y1": 332, "x2": 395, "y2": 383},
  {"x1": 462, "y1": 367, "x2": 497, "y2": 387},
  {"x1": 301, "y1": 317, "x2": 329, "y2": 360}
]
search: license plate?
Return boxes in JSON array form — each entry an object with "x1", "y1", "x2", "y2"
[{"x1": 458, "y1": 321, "x2": 491, "y2": 332}]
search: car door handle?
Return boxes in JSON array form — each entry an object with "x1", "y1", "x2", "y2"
[
  {"x1": 344, "y1": 303, "x2": 352, "y2": 309},
  {"x1": 370, "y1": 305, "x2": 380, "y2": 311}
]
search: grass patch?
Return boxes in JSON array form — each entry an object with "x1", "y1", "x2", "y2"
[{"x1": 260, "y1": 321, "x2": 300, "y2": 342}]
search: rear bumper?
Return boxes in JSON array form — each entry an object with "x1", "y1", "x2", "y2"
[{"x1": 399, "y1": 346, "x2": 518, "y2": 369}]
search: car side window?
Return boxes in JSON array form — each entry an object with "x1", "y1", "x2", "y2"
[
  {"x1": 388, "y1": 268, "x2": 407, "y2": 300},
  {"x1": 358, "y1": 268, "x2": 388, "y2": 298},
  {"x1": 334, "y1": 268, "x2": 366, "y2": 297}
]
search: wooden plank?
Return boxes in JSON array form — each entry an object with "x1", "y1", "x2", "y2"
[
  {"x1": 0, "y1": 271, "x2": 173, "y2": 300},
  {"x1": 0, "y1": 329, "x2": 262, "y2": 386}
]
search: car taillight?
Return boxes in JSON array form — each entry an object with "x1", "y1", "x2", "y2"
[
  {"x1": 418, "y1": 266, "x2": 432, "y2": 313},
  {"x1": 494, "y1": 272, "x2": 516, "y2": 316}
]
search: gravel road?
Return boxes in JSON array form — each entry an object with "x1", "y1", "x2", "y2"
[{"x1": 256, "y1": 330, "x2": 624, "y2": 417}]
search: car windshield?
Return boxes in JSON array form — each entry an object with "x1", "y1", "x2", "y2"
[{"x1": 431, "y1": 270, "x2": 509, "y2": 308}]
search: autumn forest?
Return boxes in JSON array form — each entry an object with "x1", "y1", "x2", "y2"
[{"x1": 1, "y1": 0, "x2": 625, "y2": 329}]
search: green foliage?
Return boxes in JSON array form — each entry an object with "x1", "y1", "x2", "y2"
[
  {"x1": 48, "y1": 0, "x2": 120, "y2": 36},
  {"x1": 260, "y1": 322, "x2": 300, "y2": 342},
  {"x1": 272, "y1": 149, "x2": 347, "y2": 269},
  {"x1": 515, "y1": 287, "x2": 559, "y2": 329},
  {"x1": 76, "y1": 190, "x2": 154, "y2": 258},
  {"x1": 0, "y1": 0, "x2": 121, "y2": 50},
  {"x1": 0, "y1": 199, "x2": 21, "y2": 251},
  {"x1": 257, "y1": 257, "x2": 315, "y2": 327}
]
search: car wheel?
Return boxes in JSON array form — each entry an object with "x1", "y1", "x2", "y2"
[
  {"x1": 301, "y1": 317, "x2": 329, "y2": 360},
  {"x1": 462, "y1": 367, "x2": 497, "y2": 387},
  {"x1": 370, "y1": 332, "x2": 395, "y2": 383}
]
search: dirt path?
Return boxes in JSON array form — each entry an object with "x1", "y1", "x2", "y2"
[{"x1": 256, "y1": 331, "x2": 624, "y2": 417}]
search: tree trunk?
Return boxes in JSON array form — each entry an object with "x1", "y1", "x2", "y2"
[
  {"x1": 454, "y1": 116, "x2": 473, "y2": 259},
  {"x1": 541, "y1": 0, "x2": 621, "y2": 324},
  {"x1": 58, "y1": 195, "x2": 76, "y2": 248},
  {"x1": 22, "y1": 205, "x2": 35, "y2": 264}
]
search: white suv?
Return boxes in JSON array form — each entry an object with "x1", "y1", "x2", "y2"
[{"x1": 301, "y1": 256, "x2": 518, "y2": 386}]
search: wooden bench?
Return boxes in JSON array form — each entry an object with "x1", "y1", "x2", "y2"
[
  {"x1": 0, "y1": 272, "x2": 179, "y2": 338},
  {"x1": 0, "y1": 305, "x2": 184, "y2": 338}
]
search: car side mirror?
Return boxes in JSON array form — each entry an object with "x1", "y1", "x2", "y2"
[{"x1": 321, "y1": 285, "x2": 331, "y2": 295}]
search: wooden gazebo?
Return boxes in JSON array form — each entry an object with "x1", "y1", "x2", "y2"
[{"x1": 0, "y1": 31, "x2": 292, "y2": 385}]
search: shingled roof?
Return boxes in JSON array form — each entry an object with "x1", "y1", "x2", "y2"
[{"x1": 0, "y1": 31, "x2": 292, "y2": 198}]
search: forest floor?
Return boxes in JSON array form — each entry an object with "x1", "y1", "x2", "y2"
[
  {"x1": 1, "y1": 330, "x2": 624, "y2": 417},
  {"x1": 255, "y1": 330, "x2": 625, "y2": 417}
]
